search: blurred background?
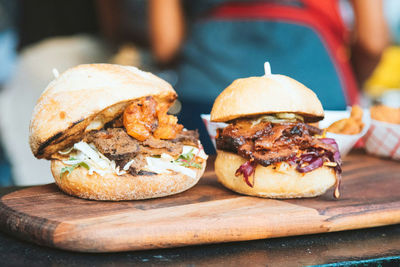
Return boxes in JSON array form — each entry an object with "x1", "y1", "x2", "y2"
[{"x1": 0, "y1": 0, "x2": 399, "y2": 186}]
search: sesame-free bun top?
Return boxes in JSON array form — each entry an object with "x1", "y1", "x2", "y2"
[
  {"x1": 210, "y1": 75, "x2": 324, "y2": 123},
  {"x1": 29, "y1": 64, "x2": 177, "y2": 159}
]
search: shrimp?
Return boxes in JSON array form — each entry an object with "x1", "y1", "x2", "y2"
[
  {"x1": 123, "y1": 96, "x2": 158, "y2": 141},
  {"x1": 153, "y1": 103, "x2": 183, "y2": 139},
  {"x1": 123, "y1": 96, "x2": 183, "y2": 141}
]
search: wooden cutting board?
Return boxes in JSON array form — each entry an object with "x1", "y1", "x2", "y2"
[{"x1": 1, "y1": 152, "x2": 400, "y2": 252}]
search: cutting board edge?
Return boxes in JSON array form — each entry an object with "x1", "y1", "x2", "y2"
[
  {"x1": 0, "y1": 198, "x2": 59, "y2": 248},
  {"x1": 48, "y1": 206, "x2": 400, "y2": 253},
  {"x1": 49, "y1": 222, "x2": 400, "y2": 253}
]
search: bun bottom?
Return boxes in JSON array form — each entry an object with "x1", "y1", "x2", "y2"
[
  {"x1": 51, "y1": 159, "x2": 206, "y2": 201},
  {"x1": 215, "y1": 151, "x2": 336, "y2": 198}
]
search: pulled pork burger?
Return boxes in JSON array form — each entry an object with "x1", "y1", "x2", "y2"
[
  {"x1": 211, "y1": 73, "x2": 341, "y2": 199},
  {"x1": 29, "y1": 64, "x2": 207, "y2": 201}
]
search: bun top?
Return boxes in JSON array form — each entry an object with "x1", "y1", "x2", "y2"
[
  {"x1": 210, "y1": 75, "x2": 324, "y2": 123},
  {"x1": 30, "y1": 64, "x2": 177, "y2": 159}
]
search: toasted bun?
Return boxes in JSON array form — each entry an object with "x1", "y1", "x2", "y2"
[
  {"x1": 51, "y1": 159, "x2": 206, "y2": 201},
  {"x1": 210, "y1": 75, "x2": 324, "y2": 123},
  {"x1": 30, "y1": 64, "x2": 177, "y2": 159},
  {"x1": 215, "y1": 151, "x2": 336, "y2": 198}
]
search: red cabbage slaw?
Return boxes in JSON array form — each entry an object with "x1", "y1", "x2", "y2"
[
  {"x1": 235, "y1": 138, "x2": 342, "y2": 198},
  {"x1": 235, "y1": 160, "x2": 257, "y2": 187}
]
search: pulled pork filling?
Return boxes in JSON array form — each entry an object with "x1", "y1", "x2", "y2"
[
  {"x1": 83, "y1": 127, "x2": 199, "y2": 175},
  {"x1": 59, "y1": 96, "x2": 206, "y2": 178},
  {"x1": 216, "y1": 117, "x2": 342, "y2": 198}
]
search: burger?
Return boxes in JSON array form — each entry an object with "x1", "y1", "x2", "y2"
[
  {"x1": 211, "y1": 72, "x2": 342, "y2": 199},
  {"x1": 29, "y1": 64, "x2": 207, "y2": 201}
]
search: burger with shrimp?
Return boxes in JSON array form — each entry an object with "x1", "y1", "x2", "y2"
[{"x1": 29, "y1": 64, "x2": 207, "y2": 201}]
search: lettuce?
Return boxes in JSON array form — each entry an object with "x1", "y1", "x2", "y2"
[
  {"x1": 174, "y1": 148, "x2": 202, "y2": 169},
  {"x1": 60, "y1": 157, "x2": 90, "y2": 178}
]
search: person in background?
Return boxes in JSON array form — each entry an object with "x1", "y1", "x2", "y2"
[
  {"x1": 364, "y1": 0, "x2": 400, "y2": 100},
  {"x1": 0, "y1": 1, "x2": 17, "y2": 85},
  {"x1": 0, "y1": 0, "x2": 152, "y2": 186},
  {"x1": 0, "y1": 1, "x2": 108, "y2": 186},
  {"x1": 0, "y1": 0, "x2": 18, "y2": 186},
  {"x1": 149, "y1": 0, "x2": 390, "y2": 154}
]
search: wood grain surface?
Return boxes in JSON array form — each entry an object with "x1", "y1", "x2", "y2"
[{"x1": 0, "y1": 152, "x2": 399, "y2": 252}]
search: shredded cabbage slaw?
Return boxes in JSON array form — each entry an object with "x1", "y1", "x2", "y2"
[{"x1": 59, "y1": 141, "x2": 207, "y2": 179}]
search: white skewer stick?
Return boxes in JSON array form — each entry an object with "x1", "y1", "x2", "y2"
[
  {"x1": 52, "y1": 68, "x2": 60, "y2": 78},
  {"x1": 52, "y1": 68, "x2": 59, "y2": 78},
  {"x1": 264, "y1": 62, "x2": 272, "y2": 76}
]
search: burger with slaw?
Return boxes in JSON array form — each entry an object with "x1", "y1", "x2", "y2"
[
  {"x1": 211, "y1": 63, "x2": 341, "y2": 199},
  {"x1": 29, "y1": 64, "x2": 207, "y2": 200}
]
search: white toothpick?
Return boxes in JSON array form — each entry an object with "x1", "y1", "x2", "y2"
[
  {"x1": 264, "y1": 62, "x2": 271, "y2": 76},
  {"x1": 52, "y1": 68, "x2": 60, "y2": 78}
]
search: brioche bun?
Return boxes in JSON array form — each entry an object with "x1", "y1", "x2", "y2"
[
  {"x1": 51, "y1": 158, "x2": 206, "y2": 201},
  {"x1": 215, "y1": 151, "x2": 336, "y2": 198},
  {"x1": 210, "y1": 75, "x2": 324, "y2": 123},
  {"x1": 30, "y1": 64, "x2": 177, "y2": 159}
]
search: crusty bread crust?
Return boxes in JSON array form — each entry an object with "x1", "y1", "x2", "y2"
[
  {"x1": 215, "y1": 151, "x2": 336, "y2": 199},
  {"x1": 30, "y1": 64, "x2": 177, "y2": 159},
  {"x1": 51, "y1": 159, "x2": 206, "y2": 201},
  {"x1": 210, "y1": 75, "x2": 324, "y2": 123}
]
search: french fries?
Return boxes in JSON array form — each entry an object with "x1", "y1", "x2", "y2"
[
  {"x1": 370, "y1": 105, "x2": 400, "y2": 124},
  {"x1": 326, "y1": 106, "x2": 364, "y2": 135}
]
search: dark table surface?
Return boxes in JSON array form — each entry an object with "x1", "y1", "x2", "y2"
[{"x1": 0, "y1": 186, "x2": 400, "y2": 266}]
